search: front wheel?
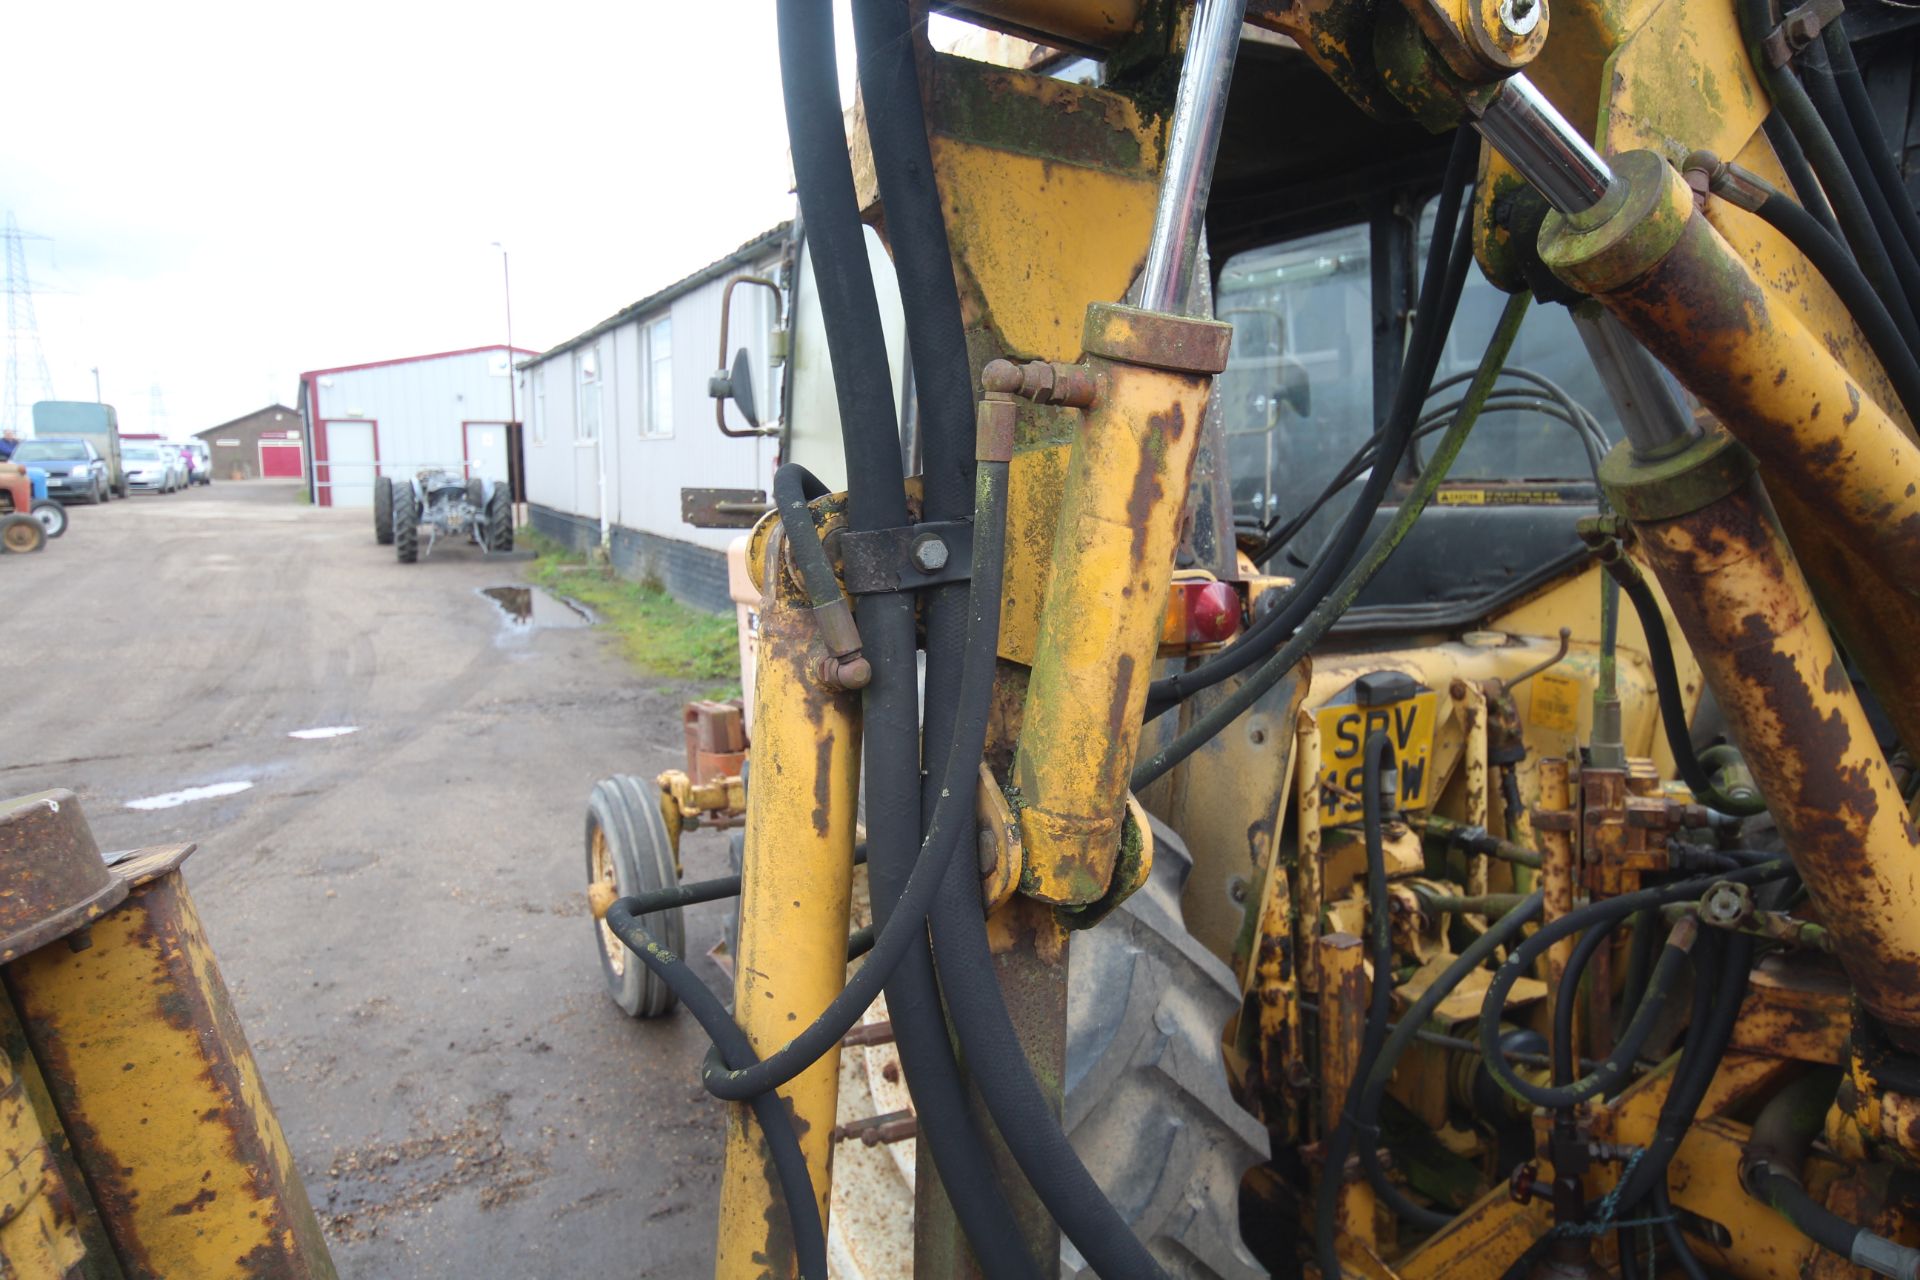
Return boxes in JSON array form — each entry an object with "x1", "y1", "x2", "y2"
[
  {"x1": 393, "y1": 482, "x2": 420, "y2": 563},
  {"x1": 1, "y1": 513, "x2": 47, "y2": 554},
  {"x1": 30, "y1": 500, "x2": 66, "y2": 539},
  {"x1": 586, "y1": 775, "x2": 682, "y2": 1018}
]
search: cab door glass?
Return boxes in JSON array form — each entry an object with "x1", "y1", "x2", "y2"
[{"x1": 1216, "y1": 203, "x2": 1623, "y2": 568}]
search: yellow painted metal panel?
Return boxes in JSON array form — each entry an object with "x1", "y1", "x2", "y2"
[{"x1": 6, "y1": 850, "x2": 335, "y2": 1280}]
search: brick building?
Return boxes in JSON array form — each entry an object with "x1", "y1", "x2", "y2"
[{"x1": 196, "y1": 405, "x2": 305, "y2": 480}]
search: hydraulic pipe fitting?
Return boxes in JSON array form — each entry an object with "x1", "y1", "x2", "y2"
[{"x1": 1010, "y1": 302, "x2": 1232, "y2": 905}]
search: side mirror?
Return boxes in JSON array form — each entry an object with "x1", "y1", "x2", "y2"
[
  {"x1": 709, "y1": 349, "x2": 761, "y2": 433},
  {"x1": 728, "y1": 348, "x2": 760, "y2": 430},
  {"x1": 713, "y1": 274, "x2": 783, "y2": 438},
  {"x1": 1277, "y1": 358, "x2": 1311, "y2": 418}
]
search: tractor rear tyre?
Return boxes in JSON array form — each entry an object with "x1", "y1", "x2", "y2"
[
  {"x1": 466, "y1": 477, "x2": 485, "y2": 509},
  {"x1": 1058, "y1": 816, "x2": 1271, "y2": 1279},
  {"x1": 393, "y1": 482, "x2": 420, "y2": 564},
  {"x1": 373, "y1": 476, "x2": 394, "y2": 545},
  {"x1": 30, "y1": 500, "x2": 66, "y2": 539},
  {"x1": 1, "y1": 513, "x2": 47, "y2": 554},
  {"x1": 485, "y1": 485, "x2": 514, "y2": 552},
  {"x1": 585, "y1": 775, "x2": 682, "y2": 1018}
]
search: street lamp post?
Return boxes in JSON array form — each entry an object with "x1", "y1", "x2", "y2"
[
  {"x1": 491, "y1": 242, "x2": 515, "y2": 429},
  {"x1": 90, "y1": 367, "x2": 100, "y2": 403}
]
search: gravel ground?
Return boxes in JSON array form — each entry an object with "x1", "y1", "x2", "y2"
[{"x1": 0, "y1": 481, "x2": 738, "y2": 1277}]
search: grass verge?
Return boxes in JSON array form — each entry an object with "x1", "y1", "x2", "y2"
[{"x1": 521, "y1": 528, "x2": 740, "y2": 691}]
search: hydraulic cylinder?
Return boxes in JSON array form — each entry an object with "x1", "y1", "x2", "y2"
[
  {"x1": 1601, "y1": 432, "x2": 1920, "y2": 1049},
  {"x1": 715, "y1": 523, "x2": 862, "y2": 1276},
  {"x1": 1541, "y1": 149, "x2": 1920, "y2": 756},
  {"x1": 1010, "y1": 302, "x2": 1231, "y2": 905}
]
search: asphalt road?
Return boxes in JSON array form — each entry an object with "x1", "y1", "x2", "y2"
[{"x1": 0, "y1": 481, "x2": 737, "y2": 1277}]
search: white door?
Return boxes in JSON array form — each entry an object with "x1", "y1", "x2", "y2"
[
  {"x1": 465, "y1": 423, "x2": 509, "y2": 487},
  {"x1": 326, "y1": 421, "x2": 377, "y2": 508}
]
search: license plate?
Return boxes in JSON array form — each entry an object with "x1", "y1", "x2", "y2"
[{"x1": 1315, "y1": 690, "x2": 1439, "y2": 822}]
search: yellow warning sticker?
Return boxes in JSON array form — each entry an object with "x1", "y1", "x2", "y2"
[{"x1": 1530, "y1": 669, "x2": 1583, "y2": 735}]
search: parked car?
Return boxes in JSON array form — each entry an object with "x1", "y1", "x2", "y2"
[
  {"x1": 10, "y1": 438, "x2": 110, "y2": 504},
  {"x1": 32, "y1": 402, "x2": 126, "y2": 498},
  {"x1": 157, "y1": 443, "x2": 190, "y2": 490},
  {"x1": 121, "y1": 444, "x2": 182, "y2": 494},
  {"x1": 182, "y1": 441, "x2": 212, "y2": 485}
]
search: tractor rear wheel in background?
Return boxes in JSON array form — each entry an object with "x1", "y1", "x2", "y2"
[
  {"x1": 30, "y1": 500, "x2": 66, "y2": 539},
  {"x1": 1, "y1": 513, "x2": 47, "y2": 554},
  {"x1": 485, "y1": 484, "x2": 514, "y2": 552},
  {"x1": 373, "y1": 476, "x2": 394, "y2": 545},
  {"x1": 393, "y1": 482, "x2": 420, "y2": 564},
  {"x1": 466, "y1": 477, "x2": 485, "y2": 509},
  {"x1": 585, "y1": 775, "x2": 682, "y2": 1018},
  {"x1": 832, "y1": 816, "x2": 1270, "y2": 1279}
]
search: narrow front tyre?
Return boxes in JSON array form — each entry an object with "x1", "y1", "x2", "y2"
[
  {"x1": 30, "y1": 500, "x2": 66, "y2": 539},
  {"x1": 586, "y1": 775, "x2": 683, "y2": 1018}
]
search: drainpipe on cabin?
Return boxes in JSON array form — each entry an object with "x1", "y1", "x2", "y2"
[{"x1": 595, "y1": 435, "x2": 611, "y2": 564}]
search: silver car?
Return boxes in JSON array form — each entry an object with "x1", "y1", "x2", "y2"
[{"x1": 122, "y1": 444, "x2": 183, "y2": 494}]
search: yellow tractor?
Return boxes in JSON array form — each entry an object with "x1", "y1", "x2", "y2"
[{"x1": 585, "y1": 1, "x2": 1920, "y2": 1279}]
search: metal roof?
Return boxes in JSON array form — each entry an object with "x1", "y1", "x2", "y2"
[{"x1": 523, "y1": 222, "x2": 791, "y2": 368}]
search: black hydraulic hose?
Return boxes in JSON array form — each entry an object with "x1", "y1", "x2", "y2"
[
  {"x1": 1597, "y1": 553, "x2": 1767, "y2": 816},
  {"x1": 1739, "y1": 0, "x2": 1920, "y2": 340},
  {"x1": 1821, "y1": 23, "x2": 1920, "y2": 262},
  {"x1": 1763, "y1": 108, "x2": 1842, "y2": 238},
  {"x1": 1354, "y1": 893, "x2": 1547, "y2": 1232},
  {"x1": 624, "y1": 844, "x2": 868, "y2": 914},
  {"x1": 1145, "y1": 128, "x2": 1479, "y2": 719},
  {"x1": 697, "y1": 484, "x2": 1005, "y2": 1104},
  {"x1": 1610, "y1": 929, "x2": 1752, "y2": 1214},
  {"x1": 1476, "y1": 861, "x2": 1788, "y2": 1109},
  {"x1": 772, "y1": 464, "x2": 843, "y2": 609},
  {"x1": 1617, "y1": 907, "x2": 1660, "y2": 1042},
  {"x1": 1536, "y1": 915, "x2": 1696, "y2": 1108},
  {"x1": 1502, "y1": 767, "x2": 1527, "y2": 843},
  {"x1": 1800, "y1": 47, "x2": 1920, "y2": 331},
  {"x1": 1744, "y1": 1070, "x2": 1858, "y2": 1255},
  {"x1": 1316, "y1": 736, "x2": 1408, "y2": 1258},
  {"x1": 1741, "y1": 173, "x2": 1920, "y2": 421},
  {"x1": 605, "y1": 901, "x2": 827, "y2": 1279},
  {"x1": 849, "y1": 4, "x2": 1043, "y2": 1273},
  {"x1": 695, "y1": 0, "x2": 987, "y2": 1113},
  {"x1": 921, "y1": 466, "x2": 1178, "y2": 1280},
  {"x1": 852, "y1": 0, "x2": 975, "y2": 515},
  {"x1": 1735, "y1": 1067, "x2": 1920, "y2": 1280},
  {"x1": 778, "y1": 0, "x2": 908, "y2": 537},
  {"x1": 1652, "y1": 1180, "x2": 1713, "y2": 1280}
]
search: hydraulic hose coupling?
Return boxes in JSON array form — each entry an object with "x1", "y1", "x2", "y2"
[
  {"x1": 1681, "y1": 149, "x2": 1769, "y2": 213},
  {"x1": 1010, "y1": 301, "x2": 1232, "y2": 906}
]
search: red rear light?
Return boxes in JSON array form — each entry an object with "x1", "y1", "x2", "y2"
[{"x1": 1188, "y1": 581, "x2": 1241, "y2": 644}]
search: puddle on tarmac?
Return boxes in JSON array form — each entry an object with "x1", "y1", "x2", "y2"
[
  {"x1": 126, "y1": 780, "x2": 254, "y2": 811},
  {"x1": 480, "y1": 586, "x2": 592, "y2": 633}
]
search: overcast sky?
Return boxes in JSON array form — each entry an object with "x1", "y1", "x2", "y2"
[{"x1": 1, "y1": 2, "x2": 876, "y2": 438}]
